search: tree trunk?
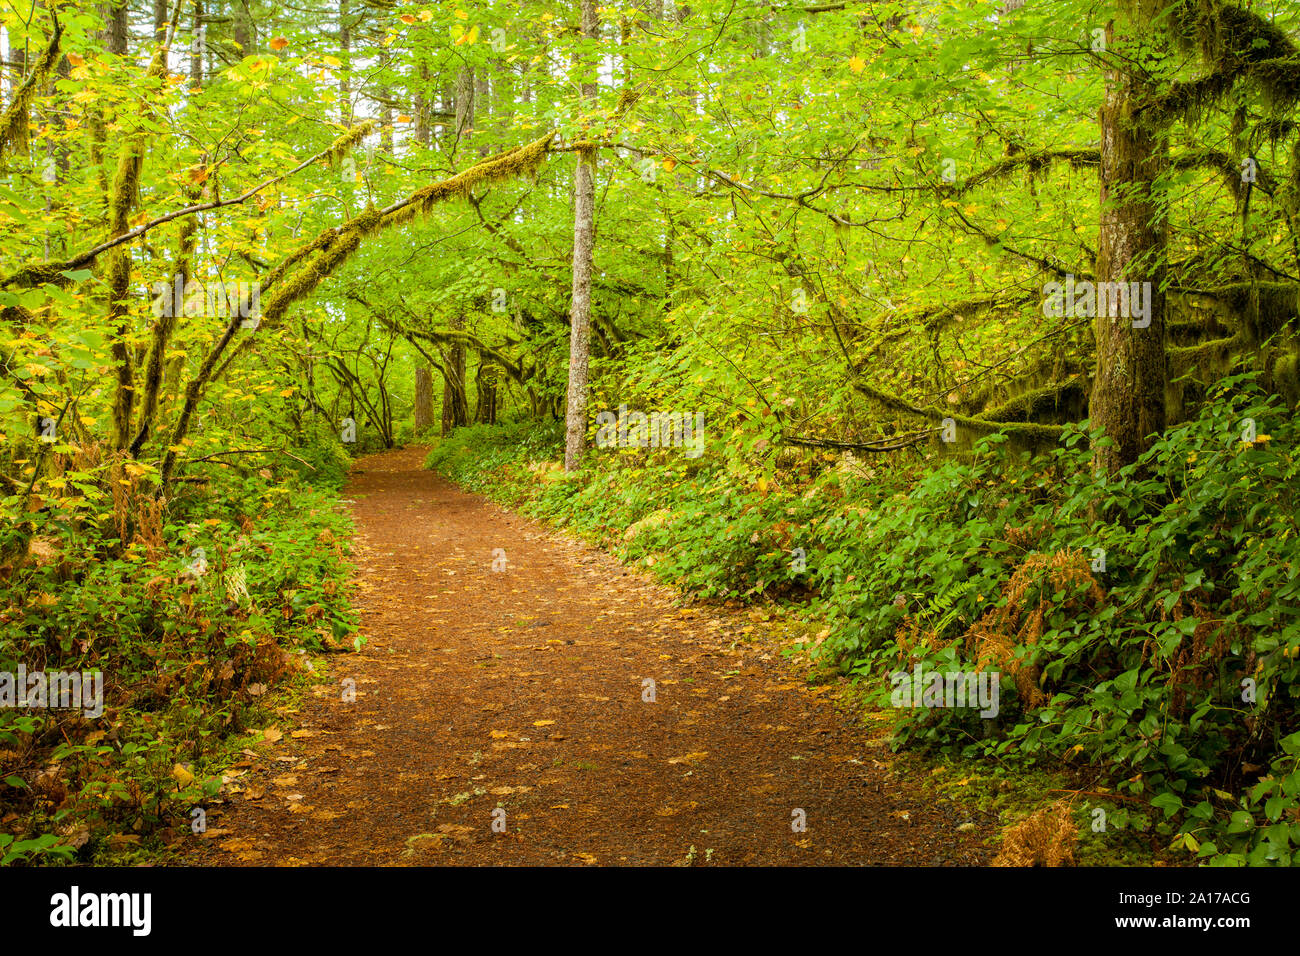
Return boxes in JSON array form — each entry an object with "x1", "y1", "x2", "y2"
[
  {"x1": 232, "y1": 0, "x2": 254, "y2": 54},
  {"x1": 379, "y1": 45, "x2": 393, "y2": 154},
  {"x1": 414, "y1": 365, "x2": 434, "y2": 431},
  {"x1": 454, "y1": 65, "x2": 474, "y2": 146},
  {"x1": 1088, "y1": 6, "x2": 1167, "y2": 476},
  {"x1": 190, "y1": 0, "x2": 204, "y2": 87},
  {"x1": 475, "y1": 358, "x2": 499, "y2": 425},
  {"x1": 101, "y1": 0, "x2": 128, "y2": 56},
  {"x1": 152, "y1": 0, "x2": 168, "y2": 42},
  {"x1": 437, "y1": 66, "x2": 478, "y2": 434},
  {"x1": 563, "y1": 0, "x2": 598, "y2": 472},
  {"x1": 414, "y1": 60, "x2": 431, "y2": 148},
  {"x1": 440, "y1": 344, "x2": 469, "y2": 435},
  {"x1": 338, "y1": 0, "x2": 351, "y2": 124}
]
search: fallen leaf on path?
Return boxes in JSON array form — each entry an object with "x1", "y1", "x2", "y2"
[
  {"x1": 667, "y1": 751, "x2": 708, "y2": 765},
  {"x1": 218, "y1": 838, "x2": 259, "y2": 854}
]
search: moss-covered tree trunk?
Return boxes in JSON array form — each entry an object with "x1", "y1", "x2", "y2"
[
  {"x1": 1088, "y1": 4, "x2": 1168, "y2": 476},
  {"x1": 413, "y1": 365, "x2": 434, "y2": 431}
]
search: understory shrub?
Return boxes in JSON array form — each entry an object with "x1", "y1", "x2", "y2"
[{"x1": 0, "y1": 451, "x2": 358, "y2": 864}]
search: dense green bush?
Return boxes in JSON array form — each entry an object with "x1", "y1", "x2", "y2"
[
  {"x1": 812, "y1": 373, "x2": 1300, "y2": 865},
  {"x1": 288, "y1": 418, "x2": 356, "y2": 489},
  {"x1": 0, "y1": 454, "x2": 357, "y2": 864}
]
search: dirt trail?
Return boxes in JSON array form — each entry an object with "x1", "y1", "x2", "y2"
[{"x1": 187, "y1": 445, "x2": 992, "y2": 866}]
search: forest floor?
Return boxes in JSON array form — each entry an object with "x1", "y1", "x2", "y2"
[{"x1": 183, "y1": 445, "x2": 995, "y2": 865}]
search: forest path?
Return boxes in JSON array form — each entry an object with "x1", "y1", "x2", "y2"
[{"x1": 187, "y1": 445, "x2": 992, "y2": 866}]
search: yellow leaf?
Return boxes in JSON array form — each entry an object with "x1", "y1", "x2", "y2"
[
  {"x1": 322, "y1": 55, "x2": 342, "y2": 67},
  {"x1": 533, "y1": 719, "x2": 555, "y2": 727},
  {"x1": 172, "y1": 763, "x2": 195, "y2": 786},
  {"x1": 269, "y1": 36, "x2": 289, "y2": 51},
  {"x1": 667, "y1": 751, "x2": 708, "y2": 765},
  {"x1": 849, "y1": 56, "x2": 865, "y2": 73}
]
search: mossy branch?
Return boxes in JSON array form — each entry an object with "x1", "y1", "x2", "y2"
[
  {"x1": 0, "y1": 19, "x2": 63, "y2": 165},
  {"x1": 953, "y1": 149, "x2": 1100, "y2": 196},
  {"x1": 974, "y1": 376, "x2": 1088, "y2": 424},
  {"x1": 1172, "y1": 148, "x2": 1277, "y2": 200},
  {"x1": 1154, "y1": 1, "x2": 1300, "y2": 124},
  {"x1": 852, "y1": 378, "x2": 1066, "y2": 444}
]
